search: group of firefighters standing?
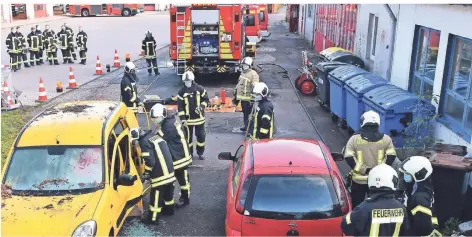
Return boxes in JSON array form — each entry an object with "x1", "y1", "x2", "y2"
[
  {"x1": 5, "y1": 23, "x2": 88, "y2": 71},
  {"x1": 119, "y1": 49, "x2": 274, "y2": 224}
]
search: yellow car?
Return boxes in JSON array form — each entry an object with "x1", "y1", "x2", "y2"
[{"x1": 1, "y1": 101, "x2": 145, "y2": 237}]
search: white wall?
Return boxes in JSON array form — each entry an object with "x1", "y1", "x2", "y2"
[
  {"x1": 1, "y1": 4, "x2": 12, "y2": 23},
  {"x1": 25, "y1": 4, "x2": 34, "y2": 20},
  {"x1": 298, "y1": 4, "x2": 304, "y2": 36},
  {"x1": 390, "y1": 5, "x2": 472, "y2": 150},
  {"x1": 46, "y1": 4, "x2": 53, "y2": 17},
  {"x1": 304, "y1": 4, "x2": 315, "y2": 45},
  {"x1": 354, "y1": 4, "x2": 399, "y2": 80}
]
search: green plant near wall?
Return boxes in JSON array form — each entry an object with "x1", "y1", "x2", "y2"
[
  {"x1": 397, "y1": 94, "x2": 443, "y2": 160},
  {"x1": 442, "y1": 217, "x2": 460, "y2": 236}
]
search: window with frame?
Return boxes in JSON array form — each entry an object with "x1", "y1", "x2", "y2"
[
  {"x1": 118, "y1": 134, "x2": 130, "y2": 174},
  {"x1": 410, "y1": 26, "x2": 441, "y2": 99},
  {"x1": 245, "y1": 15, "x2": 255, "y2": 26},
  {"x1": 441, "y1": 35, "x2": 472, "y2": 138},
  {"x1": 366, "y1": 13, "x2": 378, "y2": 60},
  {"x1": 107, "y1": 132, "x2": 116, "y2": 183},
  {"x1": 231, "y1": 145, "x2": 245, "y2": 194}
]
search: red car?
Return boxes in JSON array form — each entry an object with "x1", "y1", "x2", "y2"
[{"x1": 218, "y1": 138, "x2": 351, "y2": 236}]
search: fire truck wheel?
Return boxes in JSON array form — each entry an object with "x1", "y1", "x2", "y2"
[
  {"x1": 81, "y1": 8, "x2": 90, "y2": 17},
  {"x1": 122, "y1": 8, "x2": 131, "y2": 17},
  {"x1": 299, "y1": 78, "x2": 316, "y2": 96}
]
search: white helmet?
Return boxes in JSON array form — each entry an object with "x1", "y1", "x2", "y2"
[
  {"x1": 182, "y1": 71, "x2": 195, "y2": 82},
  {"x1": 360, "y1": 110, "x2": 380, "y2": 127},
  {"x1": 150, "y1": 103, "x2": 167, "y2": 123},
  {"x1": 368, "y1": 164, "x2": 399, "y2": 191},
  {"x1": 253, "y1": 82, "x2": 269, "y2": 97},
  {"x1": 124, "y1": 62, "x2": 136, "y2": 73},
  {"x1": 398, "y1": 156, "x2": 433, "y2": 183},
  {"x1": 242, "y1": 57, "x2": 253, "y2": 67}
]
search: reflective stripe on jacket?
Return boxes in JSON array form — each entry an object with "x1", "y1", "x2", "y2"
[
  {"x1": 142, "y1": 38, "x2": 157, "y2": 59},
  {"x1": 76, "y1": 32, "x2": 88, "y2": 49},
  {"x1": 235, "y1": 69, "x2": 259, "y2": 101},
  {"x1": 158, "y1": 116, "x2": 192, "y2": 170},
  {"x1": 344, "y1": 134, "x2": 396, "y2": 184},
  {"x1": 177, "y1": 83, "x2": 210, "y2": 126},
  {"x1": 407, "y1": 185, "x2": 442, "y2": 237},
  {"x1": 248, "y1": 99, "x2": 275, "y2": 139},
  {"x1": 27, "y1": 32, "x2": 40, "y2": 51}
]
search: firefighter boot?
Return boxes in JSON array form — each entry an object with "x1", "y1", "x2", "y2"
[
  {"x1": 54, "y1": 59, "x2": 60, "y2": 65},
  {"x1": 68, "y1": 58, "x2": 74, "y2": 64},
  {"x1": 24, "y1": 61, "x2": 30, "y2": 68},
  {"x1": 175, "y1": 196, "x2": 190, "y2": 209},
  {"x1": 154, "y1": 70, "x2": 160, "y2": 76},
  {"x1": 80, "y1": 59, "x2": 86, "y2": 65},
  {"x1": 161, "y1": 205, "x2": 175, "y2": 216},
  {"x1": 142, "y1": 212, "x2": 160, "y2": 225}
]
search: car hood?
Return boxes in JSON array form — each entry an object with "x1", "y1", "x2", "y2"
[{"x1": 1, "y1": 190, "x2": 103, "y2": 236}]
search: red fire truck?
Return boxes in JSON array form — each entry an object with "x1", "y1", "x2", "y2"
[
  {"x1": 169, "y1": 4, "x2": 251, "y2": 76},
  {"x1": 258, "y1": 4, "x2": 271, "y2": 38},
  {"x1": 242, "y1": 5, "x2": 262, "y2": 44},
  {"x1": 69, "y1": 4, "x2": 138, "y2": 17}
]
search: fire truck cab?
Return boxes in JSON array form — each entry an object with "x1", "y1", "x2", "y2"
[
  {"x1": 69, "y1": 4, "x2": 138, "y2": 17},
  {"x1": 242, "y1": 5, "x2": 262, "y2": 44},
  {"x1": 169, "y1": 4, "x2": 252, "y2": 77},
  {"x1": 258, "y1": 4, "x2": 271, "y2": 38}
]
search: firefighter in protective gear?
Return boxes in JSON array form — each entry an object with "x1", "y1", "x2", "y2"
[
  {"x1": 121, "y1": 62, "x2": 142, "y2": 108},
  {"x1": 341, "y1": 164, "x2": 409, "y2": 236},
  {"x1": 399, "y1": 156, "x2": 441, "y2": 236},
  {"x1": 35, "y1": 25, "x2": 45, "y2": 64},
  {"x1": 234, "y1": 57, "x2": 259, "y2": 132},
  {"x1": 152, "y1": 103, "x2": 192, "y2": 209},
  {"x1": 16, "y1": 26, "x2": 30, "y2": 68},
  {"x1": 27, "y1": 27, "x2": 41, "y2": 66},
  {"x1": 142, "y1": 30, "x2": 159, "y2": 76},
  {"x1": 344, "y1": 110, "x2": 397, "y2": 208},
  {"x1": 177, "y1": 71, "x2": 209, "y2": 160},
  {"x1": 247, "y1": 82, "x2": 275, "y2": 139},
  {"x1": 76, "y1": 26, "x2": 88, "y2": 65},
  {"x1": 6, "y1": 27, "x2": 20, "y2": 71},
  {"x1": 43, "y1": 25, "x2": 60, "y2": 65},
  {"x1": 57, "y1": 25, "x2": 73, "y2": 64},
  {"x1": 138, "y1": 127, "x2": 176, "y2": 224},
  {"x1": 64, "y1": 23, "x2": 77, "y2": 61}
]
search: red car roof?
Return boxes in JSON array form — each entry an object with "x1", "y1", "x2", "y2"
[{"x1": 250, "y1": 138, "x2": 329, "y2": 174}]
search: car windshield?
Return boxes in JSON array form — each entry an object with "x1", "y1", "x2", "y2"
[
  {"x1": 258, "y1": 11, "x2": 265, "y2": 22},
  {"x1": 3, "y1": 146, "x2": 104, "y2": 195},
  {"x1": 245, "y1": 15, "x2": 255, "y2": 26},
  {"x1": 248, "y1": 175, "x2": 341, "y2": 220}
]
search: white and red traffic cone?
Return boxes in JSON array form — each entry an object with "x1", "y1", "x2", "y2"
[
  {"x1": 140, "y1": 50, "x2": 144, "y2": 56},
  {"x1": 36, "y1": 77, "x2": 48, "y2": 102},
  {"x1": 67, "y1": 66, "x2": 78, "y2": 89},
  {"x1": 94, "y1": 56, "x2": 103, "y2": 75},
  {"x1": 3, "y1": 81, "x2": 13, "y2": 105},
  {"x1": 113, "y1": 49, "x2": 120, "y2": 67}
]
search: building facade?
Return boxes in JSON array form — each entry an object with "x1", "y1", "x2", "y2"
[{"x1": 1, "y1": 4, "x2": 54, "y2": 23}]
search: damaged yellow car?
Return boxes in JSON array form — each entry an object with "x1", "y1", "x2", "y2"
[{"x1": 1, "y1": 101, "x2": 146, "y2": 237}]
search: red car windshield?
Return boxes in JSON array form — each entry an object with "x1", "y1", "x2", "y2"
[{"x1": 244, "y1": 175, "x2": 342, "y2": 220}]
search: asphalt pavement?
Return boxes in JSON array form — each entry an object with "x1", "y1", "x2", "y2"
[
  {"x1": 29, "y1": 8, "x2": 352, "y2": 236},
  {"x1": 1, "y1": 12, "x2": 170, "y2": 106}
]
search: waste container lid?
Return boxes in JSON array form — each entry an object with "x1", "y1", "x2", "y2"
[
  {"x1": 314, "y1": 61, "x2": 349, "y2": 72},
  {"x1": 345, "y1": 73, "x2": 388, "y2": 94},
  {"x1": 326, "y1": 51, "x2": 365, "y2": 68},
  {"x1": 319, "y1": 47, "x2": 347, "y2": 58},
  {"x1": 363, "y1": 84, "x2": 435, "y2": 112},
  {"x1": 328, "y1": 65, "x2": 369, "y2": 82}
]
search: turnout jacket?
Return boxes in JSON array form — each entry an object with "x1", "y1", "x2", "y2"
[
  {"x1": 35, "y1": 29, "x2": 44, "y2": 49},
  {"x1": 344, "y1": 134, "x2": 396, "y2": 184},
  {"x1": 177, "y1": 83, "x2": 210, "y2": 126},
  {"x1": 27, "y1": 32, "x2": 40, "y2": 51},
  {"x1": 44, "y1": 31, "x2": 58, "y2": 52},
  {"x1": 341, "y1": 192, "x2": 409, "y2": 237},
  {"x1": 16, "y1": 32, "x2": 26, "y2": 52},
  {"x1": 120, "y1": 73, "x2": 140, "y2": 108},
  {"x1": 57, "y1": 30, "x2": 72, "y2": 49},
  {"x1": 142, "y1": 37, "x2": 157, "y2": 59},
  {"x1": 248, "y1": 98, "x2": 274, "y2": 139},
  {"x1": 6, "y1": 32, "x2": 20, "y2": 53},
  {"x1": 158, "y1": 115, "x2": 192, "y2": 170},
  {"x1": 139, "y1": 130, "x2": 176, "y2": 188},
  {"x1": 235, "y1": 69, "x2": 259, "y2": 101},
  {"x1": 76, "y1": 31, "x2": 88, "y2": 50},
  {"x1": 406, "y1": 183, "x2": 441, "y2": 236}
]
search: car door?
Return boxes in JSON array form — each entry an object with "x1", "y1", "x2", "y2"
[{"x1": 227, "y1": 145, "x2": 245, "y2": 213}]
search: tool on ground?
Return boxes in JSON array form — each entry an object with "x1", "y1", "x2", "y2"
[
  {"x1": 1, "y1": 65, "x2": 21, "y2": 111},
  {"x1": 113, "y1": 49, "x2": 120, "y2": 67},
  {"x1": 221, "y1": 88, "x2": 226, "y2": 104},
  {"x1": 36, "y1": 77, "x2": 48, "y2": 102},
  {"x1": 56, "y1": 81, "x2": 63, "y2": 93},
  {"x1": 3, "y1": 81, "x2": 13, "y2": 105},
  {"x1": 94, "y1": 55, "x2": 103, "y2": 75},
  {"x1": 245, "y1": 100, "x2": 259, "y2": 139},
  {"x1": 67, "y1": 67, "x2": 78, "y2": 89},
  {"x1": 106, "y1": 64, "x2": 111, "y2": 73}
]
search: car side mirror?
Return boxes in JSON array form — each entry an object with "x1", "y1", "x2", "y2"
[
  {"x1": 331, "y1": 152, "x2": 344, "y2": 162},
  {"x1": 118, "y1": 174, "x2": 137, "y2": 186},
  {"x1": 218, "y1": 152, "x2": 235, "y2": 161}
]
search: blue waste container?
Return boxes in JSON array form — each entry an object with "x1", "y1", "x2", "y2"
[
  {"x1": 328, "y1": 65, "x2": 369, "y2": 122},
  {"x1": 344, "y1": 73, "x2": 388, "y2": 132},
  {"x1": 362, "y1": 83, "x2": 436, "y2": 147}
]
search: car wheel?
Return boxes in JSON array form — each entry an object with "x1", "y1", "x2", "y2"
[
  {"x1": 81, "y1": 8, "x2": 89, "y2": 17},
  {"x1": 122, "y1": 8, "x2": 131, "y2": 17},
  {"x1": 300, "y1": 79, "x2": 316, "y2": 96}
]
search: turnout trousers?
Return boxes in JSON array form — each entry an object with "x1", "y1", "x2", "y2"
[
  {"x1": 185, "y1": 124, "x2": 206, "y2": 156},
  {"x1": 147, "y1": 183, "x2": 174, "y2": 223},
  {"x1": 145, "y1": 57, "x2": 159, "y2": 74},
  {"x1": 241, "y1": 101, "x2": 253, "y2": 129},
  {"x1": 9, "y1": 53, "x2": 19, "y2": 69},
  {"x1": 350, "y1": 182, "x2": 370, "y2": 208},
  {"x1": 79, "y1": 49, "x2": 87, "y2": 63},
  {"x1": 38, "y1": 48, "x2": 44, "y2": 63},
  {"x1": 47, "y1": 51, "x2": 60, "y2": 65},
  {"x1": 30, "y1": 50, "x2": 40, "y2": 66},
  {"x1": 20, "y1": 52, "x2": 30, "y2": 67},
  {"x1": 175, "y1": 168, "x2": 191, "y2": 201},
  {"x1": 61, "y1": 48, "x2": 71, "y2": 63}
]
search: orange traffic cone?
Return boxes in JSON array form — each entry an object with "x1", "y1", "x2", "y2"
[
  {"x1": 56, "y1": 81, "x2": 64, "y2": 93},
  {"x1": 67, "y1": 67, "x2": 78, "y2": 89},
  {"x1": 94, "y1": 56, "x2": 103, "y2": 75},
  {"x1": 113, "y1": 49, "x2": 120, "y2": 67},
  {"x1": 3, "y1": 81, "x2": 12, "y2": 105},
  {"x1": 36, "y1": 77, "x2": 48, "y2": 102}
]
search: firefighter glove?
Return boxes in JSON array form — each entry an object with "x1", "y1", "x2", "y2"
[{"x1": 195, "y1": 107, "x2": 202, "y2": 114}]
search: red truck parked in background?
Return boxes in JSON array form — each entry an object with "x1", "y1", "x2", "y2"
[
  {"x1": 258, "y1": 4, "x2": 271, "y2": 38},
  {"x1": 69, "y1": 4, "x2": 138, "y2": 17}
]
